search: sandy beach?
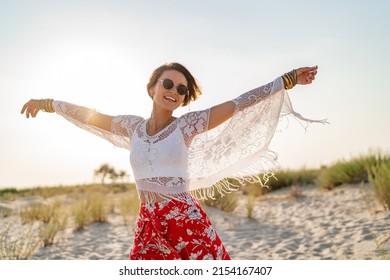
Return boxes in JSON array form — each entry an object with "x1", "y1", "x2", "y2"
[{"x1": 1, "y1": 183, "x2": 389, "y2": 260}]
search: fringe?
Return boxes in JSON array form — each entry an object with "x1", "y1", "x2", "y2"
[{"x1": 138, "y1": 172, "x2": 277, "y2": 204}]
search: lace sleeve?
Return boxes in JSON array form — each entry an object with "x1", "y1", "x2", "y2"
[
  {"x1": 186, "y1": 77, "x2": 327, "y2": 200},
  {"x1": 53, "y1": 101, "x2": 144, "y2": 150},
  {"x1": 233, "y1": 77, "x2": 284, "y2": 111},
  {"x1": 178, "y1": 110, "x2": 209, "y2": 146}
]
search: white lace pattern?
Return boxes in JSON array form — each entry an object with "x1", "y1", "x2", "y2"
[{"x1": 53, "y1": 77, "x2": 326, "y2": 201}]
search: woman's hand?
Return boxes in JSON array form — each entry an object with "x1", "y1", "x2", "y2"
[
  {"x1": 296, "y1": 66, "x2": 318, "y2": 85},
  {"x1": 21, "y1": 99, "x2": 46, "y2": 118}
]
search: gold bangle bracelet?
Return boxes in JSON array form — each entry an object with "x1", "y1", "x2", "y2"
[
  {"x1": 282, "y1": 69, "x2": 297, "y2": 90},
  {"x1": 48, "y1": 99, "x2": 54, "y2": 112},
  {"x1": 42, "y1": 99, "x2": 55, "y2": 113}
]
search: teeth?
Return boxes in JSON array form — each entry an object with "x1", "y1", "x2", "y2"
[{"x1": 165, "y1": 96, "x2": 176, "y2": 102}]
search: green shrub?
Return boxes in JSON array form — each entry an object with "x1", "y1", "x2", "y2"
[
  {"x1": 72, "y1": 193, "x2": 109, "y2": 231},
  {"x1": 259, "y1": 169, "x2": 318, "y2": 192},
  {"x1": 87, "y1": 194, "x2": 108, "y2": 223},
  {"x1": 2, "y1": 183, "x2": 135, "y2": 201},
  {"x1": 318, "y1": 152, "x2": 390, "y2": 190},
  {"x1": 368, "y1": 161, "x2": 390, "y2": 211},
  {"x1": 72, "y1": 200, "x2": 89, "y2": 231},
  {"x1": 19, "y1": 200, "x2": 63, "y2": 224},
  {"x1": 0, "y1": 188, "x2": 18, "y2": 197},
  {"x1": 118, "y1": 193, "x2": 139, "y2": 224},
  {"x1": 246, "y1": 195, "x2": 255, "y2": 219},
  {"x1": 202, "y1": 190, "x2": 238, "y2": 213}
]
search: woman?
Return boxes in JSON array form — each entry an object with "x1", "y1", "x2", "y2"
[{"x1": 21, "y1": 62, "x2": 321, "y2": 260}]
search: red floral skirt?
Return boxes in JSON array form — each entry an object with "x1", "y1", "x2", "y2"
[{"x1": 129, "y1": 194, "x2": 231, "y2": 260}]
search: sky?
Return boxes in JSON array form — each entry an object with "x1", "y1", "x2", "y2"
[{"x1": 1, "y1": 0, "x2": 389, "y2": 188}]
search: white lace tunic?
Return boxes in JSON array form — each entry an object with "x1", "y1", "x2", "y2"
[{"x1": 53, "y1": 77, "x2": 325, "y2": 202}]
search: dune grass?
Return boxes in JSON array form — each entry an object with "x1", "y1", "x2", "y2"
[
  {"x1": 317, "y1": 151, "x2": 390, "y2": 190},
  {"x1": 72, "y1": 199, "x2": 91, "y2": 231},
  {"x1": 0, "y1": 225, "x2": 40, "y2": 260},
  {"x1": 19, "y1": 200, "x2": 63, "y2": 224},
  {"x1": 71, "y1": 191, "x2": 135, "y2": 231},
  {"x1": 38, "y1": 215, "x2": 68, "y2": 247},
  {"x1": 118, "y1": 191, "x2": 140, "y2": 224},
  {"x1": 0, "y1": 183, "x2": 140, "y2": 258},
  {"x1": 0, "y1": 183, "x2": 134, "y2": 201},
  {"x1": 267, "y1": 169, "x2": 319, "y2": 191},
  {"x1": 368, "y1": 160, "x2": 390, "y2": 211},
  {"x1": 202, "y1": 191, "x2": 238, "y2": 213}
]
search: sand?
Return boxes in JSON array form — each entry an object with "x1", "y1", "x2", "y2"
[{"x1": 1, "y1": 183, "x2": 389, "y2": 260}]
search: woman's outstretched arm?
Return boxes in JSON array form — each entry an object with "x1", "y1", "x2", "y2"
[
  {"x1": 21, "y1": 99, "x2": 113, "y2": 132},
  {"x1": 207, "y1": 66, "x2": 318, "y2": 130}
]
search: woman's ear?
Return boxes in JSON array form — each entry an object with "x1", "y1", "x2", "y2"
[{"x1": 148, "y1": 87, "x2": 155, "y2": 99}]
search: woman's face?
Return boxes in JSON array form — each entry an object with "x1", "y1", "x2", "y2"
[{"x1": 150, "y1": 70, "x2": 188, "y2": 111}]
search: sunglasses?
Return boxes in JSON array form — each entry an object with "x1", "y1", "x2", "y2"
[{"x1": 160, "y1": 79, "x2": 189, "y2": 95}]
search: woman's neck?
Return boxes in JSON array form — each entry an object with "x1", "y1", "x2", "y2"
[{"x1": 147, "y1": 109, "x2": 175, "y2": 136}]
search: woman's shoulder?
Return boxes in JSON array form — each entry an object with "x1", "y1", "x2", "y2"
[
  {"x1": 113, "y1": 114, "x2": 144, "y2": 121},
  {"x1": 178, "y1": 109, "x2": 210, "y2": 125},
  {"x1": 113, "y1": 115, "x2": 145, "y2": 128}
]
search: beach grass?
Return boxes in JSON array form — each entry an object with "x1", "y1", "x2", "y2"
[
  {"x1": 368, "y1": 160, "x2": 390, "y2": 211},
  {"x1": 245, "y1": 194, "x2": 256, "y2": 219},
  {"x1": 71, "y1": 193, "x2": 116, "y2": 231},
  {"x1": 0, "y1": 183, "x2": 135, "y2": 201},
  {"x1": 87, "y1": 194, "x2": 109, "y2": 223},
  {"x1": 72, "y1": 199, "x2": 90, "y2": 231},
  {"x1": 0, "y1": 225, "x2": 40, "y2": 260},
  {"x1": 267, "y1": 168, "x2": 319, "y2": 191},
  {"x1": 317, "y1": 151, "x2": 390, "y2": 190},
  {"x1": 19, "y1": 200, "x2": 63, "y2": 224},
  {"x1": 38, "y1": 216, "x2": 67, "y2": 247},
  {"x1": 117, "y1": 191, "x2": 140, "y2": 224},
  {"x1": 1, "y1": 183, "x2": 140, "y2": 254},
  {"x1": 202, "y1": 191, "x2": 238, "y2": 213}
]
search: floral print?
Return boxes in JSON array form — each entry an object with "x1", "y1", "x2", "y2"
[{"x1": 129, "y1": 194, "x2": 230, "y2": 260}]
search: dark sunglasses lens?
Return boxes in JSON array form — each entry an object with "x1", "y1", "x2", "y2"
[
  {"x1": 162, "y1": 79, "x2": 174, "y2": 90},
  {"x1": 177, "y1": 85, "x2": 188, "y2": 95}
]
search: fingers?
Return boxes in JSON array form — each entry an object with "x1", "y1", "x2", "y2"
[
  {"x1": 31, "y1": 108, "x2": 39, "y2": 118},
  {"x1": 305, "y1": 73, "x2": 315, "y2": 84},
  {"x1": 306, "y1": 65, "x2": 318, "y2": 71},
  {"x1": 308, "y1": 66, "x2": 318, "y2": 77},
  {"x1": 308, "y1": 71, "x2": 316, "y2": 80},
  {"x1": 21, "y1": 106, "x2": 26, "y2": 115},
  {"x1": 298, "y1": 66, "x2": 317, "y2": 74},
  {"x1": 21, "y1": 101, "x2": 31, "y2": 118},
  {"x1": 308, "y1": 67, "x2": 318, "y2": 76},
  {"x1": 295, "y1": 66, "x2": 318, "y2": 85},
  {"x1": 21, "y1": 99, "x2": 40, "y2": 118},
  {"x1": 20, "y1": 101, "x2": 29, "y2": 115},
  {"x1": 303, "y1": 66, "x2": 318, "y2": 84},
  {"x1": 25, "y1": 107, "x2": 34, "y2": 118}
]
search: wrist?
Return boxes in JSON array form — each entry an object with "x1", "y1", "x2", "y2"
[
  {"x1": 41, "y1": 99, "x2": 55, "y2": 113},
  {"x1": 282, "y1": 69, "x2": 297, "y2": 90}
]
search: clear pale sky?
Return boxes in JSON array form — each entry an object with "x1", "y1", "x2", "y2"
[{"x1": 1, "y1": 0, "x2": 389, "y2": 188}]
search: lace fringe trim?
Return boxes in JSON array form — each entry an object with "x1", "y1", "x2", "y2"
[
  {"x1": 138, "y1": 151, "x2": 280, "y2": 204},
  {"x1": 138, "y1": 173, "x2": 276, "y2": 204}
]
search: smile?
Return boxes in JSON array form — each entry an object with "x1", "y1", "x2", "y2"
[{"x1": 164, "y1": 96, "x2": 177, "y2": 102}]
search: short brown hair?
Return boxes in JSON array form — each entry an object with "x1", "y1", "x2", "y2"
[{"x1": 146, "y1": 62, "x2": 202, "y2": 106}]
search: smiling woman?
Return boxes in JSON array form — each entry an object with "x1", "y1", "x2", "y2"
[{"x1": 20, "y1": 60, "x2": 322, "y2": 260}]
